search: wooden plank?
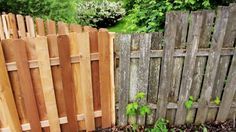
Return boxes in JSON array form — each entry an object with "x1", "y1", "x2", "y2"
[
  {"x1": 0, "y1": 42, "x2": 21, "y2": 131},
  {"x1": 69, "y1": 24, "x2": 82, "y2": 33},
  {"x1": 116, "y1": 34, "x2": 131, "y2": 125},
  {"x1": 186, "y1": 10, "x2": 215, "y2": 123},
  {"x1": 25, "y1": 16, "x2": 35, "y2": 37},
  {"x1": 147, "y1": 32, "x2": 163, "y2": 124},
  {"x1": 8, "y1": 13, "x2": 18, "y2": 38},
  {"x1": 46, "y1": 20, "x2": 56, "y2": 35},
  {"x1": 34, "y1": 37, "x2": 61, "y2": 131},
  {"x1": 77, "y1": 32, "x2": 96, "y2": 131},
  {"x1": 166, "y1": 12, "x2": 188, "y2": 124},
  {"x1": 0, "y1": 16, "x2": 5, "y2": 39},
  {"x1": 175, "y1": 11, "x2": 203, "y2": 125},
  {"x1": 195, "y1": 6, "x2": 229, "y2": 124},
  {"x1": 16, "y1": 15, "x2": 26, "y2": 38},
  {"x1": 216, "y1": 48, "x2": 236, "y2": 121},
  {"x1": 2, "y1": 15, "x2": 10, "y2": 39},
  {"x1": 57, "y1": 22, "x2": 69, "y2": 35},
  {"x1": 68, "y1": 33, "x2": 86, "y2": 130},
  {"x1": 12, "y1": 39, "x2": 41, "y2": 132},
  {"x1": 47, "y1": 35, "x2": 68, "y2": 131},
  {"x1": 136, "y1": 33, "x2": 151, "y2": 125},
  {"x1": 88, "y1": 29, "x2": 102, "y2": 128},
  {"x1": 156, "y1": 12, "x2": 178, "y2": 119},
  {"x1": 35, "y1": 18, "x2": 45, "y2": 36},
  {"x1": 57, "y1": 35, "x2": 78, "y2": 132},
  {"x1": 98, "y1": 29, "x2": 112, "y2": 128}
]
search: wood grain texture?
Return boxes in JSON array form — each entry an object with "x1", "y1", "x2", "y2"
[
  {"x1": 8, "y1": 13, "x2": 18, "y2": 38},
  {"x1": 195, "y1": 7, "x2": 229, "y2": 124},
  {"x1": 34, "y1": 37, "x2": 61, "y2": 131},
  {"x1": 98, "y1": 29, "x2": 112, "y2": 128},
  {"x1": 12, "y1": 39, "x2": 41, "y2": 132},
  {"x1": 57, "y1": 35, "x2": 78, "y2": 132},
  {"x1": 0, "y1": 16, "x2": 5, "y2": 39},
  {"x1": 2, "y1": 15, "x2": 10, "y2": 39},
  {"x1": 47, "y1": 35, "x2": 68, "y2": 131},
  {"x1": 0, "y1": 42, "x2": 21, "y2": 131},
  {"x1": 16, "y1": 15, "x2": 26, "y2": 38},
  {"x1": 116, "y1": 34, "x2": 131, "y2": 125},
  {"x1": 25, "y1": 16, "x2": 35, "y2": 37},
  {"x1": 46, "y1": 20, "x2": 56, "y2": 35},
  {"x1": 35, "y1": 18, "x2": 45, "y2": 36}
]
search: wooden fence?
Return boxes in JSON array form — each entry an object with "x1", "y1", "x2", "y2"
[
  {"x1": 115, "y1": 4, "x2": 236, "y2": 126},
  {"x1": 0, "y1": 13, "x2": 115, "y2": 132}
]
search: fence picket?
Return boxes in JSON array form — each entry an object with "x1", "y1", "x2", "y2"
[
  {"x1": 46, "y1": 20, "x2": 56, "y2": 35},
  {"x1": 0, "y1": 16, "x2": 5, "y2": 39},
  {"x1": 16, "y1": 15, "x2": 26, "y2": 38},
  {"x1": 35, "y1": 18, "x2": 45, "y2": 36},
  {"x1": 69, "y1": 24, "x2": 82, "y2": 33},
  {"x1": 25, "y1": 16, "x2": 35, "y2": 37},
  {"x1": 8, "y1": 13, "x2": 18, "y2": 38},
  {"x1": 58, "y1": 22, "x2": 69, "y2": 35}
]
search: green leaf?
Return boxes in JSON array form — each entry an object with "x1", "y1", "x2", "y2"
[
  {"x1": 214, "y1": 97, "x2": 221, "y2": 105},
  {"x1": 135, "y1": 92, "x2": 145, "y2": 100},
  {"x1": 185, "y1": 100, "x2": 193, "y2": 109},
  {"x1": 139, "y1": 105, "x2": 151, "y2": 116}
]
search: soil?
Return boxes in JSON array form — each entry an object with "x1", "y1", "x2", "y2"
[{"x1": 95, "y1": 120, "x2": 236, "y2": 132}]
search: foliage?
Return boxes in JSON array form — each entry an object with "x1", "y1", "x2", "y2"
[
  {"x1": 213, "y1": 96, "x2": 221, "y2": 105},
  {"x1": 77, "y1": 0, "x2": 125, "y2": 27},
  {"x1": 126, "y1": 92, "x2": 151, "y2": 130},
  {"x1": 184, "y1": 96, "x2": 194, "y2": 110},
  {"x1": 146, "y1": 118, "x2": 169, "y2": 132},
  {"x1": 0, "y1": 0, "x2": 78, "y2": 23}
]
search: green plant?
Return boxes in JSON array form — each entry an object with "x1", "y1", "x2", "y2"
[
  {"x1": 184, "y1": 96, "x2": 194, "y2": 110},
  {"x1": 213, "y1": 96, "x2": 221, "y2": 105},
  {"x1": 126, "y1": 92, "x2": 151, "y2": 130},
  {"x1": 146, "y1": 118, "x2": 168, "y2": 132},
  {"x1": 77, "y1": 0, "x2": 125, "y2": 28}
]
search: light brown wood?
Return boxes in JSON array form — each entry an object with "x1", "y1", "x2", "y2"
[
  {"x1": 69, "y1": 24, "x2": 82, "y2": 33},
  {"x1": 16, "y1": 15, "x2": 27, "y2": 38},
  {"x1": 0, "y1": 41, "x2": 21, "y2": 131},
  {"x1": 2, "y1": 15, "x2": 10, "y2": 39},
  {"x1": 46, "y1": 20, "x2": 56, "y2": 35},
  {"x1": 35, "y1": 18, "x2": 45, "y2": 36},
  {"x1": 57, "y1": 22, "x2": 69, "y2": 35},
  {"x1": 25, "y1": 16, "x2": 35, "y2": 37},
  {"x1": 0, "y1": 16, "x2": 5, "y2": 39},
  {"x1": 34, "y1": 37, "x2": 61, "y2": 131},
  {"x1": 8, "y1": 13, "x2": 18, "y2": 38}
]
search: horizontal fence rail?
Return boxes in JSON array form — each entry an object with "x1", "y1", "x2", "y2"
[{"x1": 115, "y1": 3, "x2": 236, "y2": 126}]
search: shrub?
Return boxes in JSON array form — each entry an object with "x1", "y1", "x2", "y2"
[
  {"x1": 77, "y1": 0, "x2": 125, "y2": 28},
  {"x1": 0, "y1": 0, "x2": 78, "y2": 23}
]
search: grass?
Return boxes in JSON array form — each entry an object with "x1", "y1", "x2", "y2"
[{"x1": 108, "y1": 18, "x2": 127, "y2": 33}]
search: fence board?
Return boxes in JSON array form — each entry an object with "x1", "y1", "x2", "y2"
[
  {"x1": 25, "y1": 16, "x2": 35, "y2": 37},
  {"x1": 2, "y1": 15, "x2": 10, "y2": 39},
  {"x1": 34, "y1": 37, "x2": 61, "y2": 131},
  {"x1": 156, "y1": 12, "x2": 177, "y2": 119},
  {"x1": 116, "y1": 34, "x2": 131, "y2": 125},
  {"x1": 16, "y1": 15, "x2": 26, "y2": 38},
  {"x1": 0, "y1": 17, "x2": 5, "y2": 39},
  {"x1": 98, "y1": 29, "x2": 112, "y2": 128},
  {"x1": 0, "y1": 41, "x2": 21, "y2": 132},
  {"x1": 12, "y1": 39, "x2": 41, "y2": 132},
  {"x1": 46, "y1": 20, "x2": 56, "y2": 35},
  {"x1": 69, "y1": 24, "x2": 82, "y2": 33},
  {"x1": 175, "y1": 11, "x2": 203, "y2": 125},
  {"x1": 195, "y1": 7, "x2": 229, "y2": 124},
  {"x1": 47, "y1": 35, "x2": 68, "y2": 131},
  {"x1": 35, "y1": 18, "x2": 45, "y2": 36},
  {"x1": 58, "y1": 22, "x2": 69, "y2": 35},
  {"x1": 8, "y1": 13, "x2": 18, "y2": 38},
  {"x1": 57, "y1": 35, "x2": 78, "y2": 132}
]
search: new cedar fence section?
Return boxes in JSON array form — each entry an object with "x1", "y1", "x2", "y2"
[
  {"x1": 0, "y1": 13, "x2": 115, "y2": 132},
  {"x1": 115, "y1": 4, "x2": 236, "y2": 126}
]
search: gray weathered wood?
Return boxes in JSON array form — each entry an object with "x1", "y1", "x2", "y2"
[
  {"x1": 186, "y1": 10, "x2": 215, "y2": 123},
  {"x1": 175, "y1": 11, "x2": 204, "y2": 125},
  {"x1": 147, "y1": 32, "x2": 163, "y2": 124},
  {"x1": 136, "y1": 33, "x2": 152, "y2": 125},
  {"x1": 195, "y1": 6, "x2": 229, "y2": 124},
  {"x1": 156, "y1": 12, "x2": 177, "y2": 119},
  {"x1": 117, "y1": 34, "x2": 131, "y2": 125}
]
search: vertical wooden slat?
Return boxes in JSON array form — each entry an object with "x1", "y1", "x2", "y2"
[
  {"x1": 35, "y1": 18, "x2": 45, "y2": 36},
  {"x1": 195, "y1": 6, "x2": 229, "y2": 124},
  {"x1": 98, "y1": 29, "x2": 112, "y2": 128},
  {"x1": 69, "y1": 24, "x2": 82, "y2": 33},
  {"x1": 46, "y1": 20, "x2": 56, "y2": 35},
  {"x1": 34, "y1": 37, "x2": 61, "y2": 131},
  {"x1": 47, "y1": 35, "x2": 68, "y2": 131},
  {"x1": 78, "y1": 32, "x2": 96, "y2": 131},
  {"x1": 175, "y1": 11, "x2": 203, "y2": 125},
  {"x1": 156, "y1": 12, "x2": 177, "y2": 119},
  {"x1": 147, "y1": 32, "x2": 163, "y2": 124},
  {"x1": 69, "y1": 33, "x2": 86, "y2": 130},
  {"x1": 25, "y1": 16, "x2": 35, "y2": 37},
  {"x1": 16, "y1": 15, "x2": 27, "y2": 38},
  {"x1": 12, "y1": 39, "x2": 41, "y2": 132},
  {"x1": 0, "y1": 16, "x2": 5, "y2": 39},
  {"x1": 2, "y1": 15, "x2": 10, "y2": 39},
  {"x1": 57, "y1": 35, "x2": 78, "y2": 132},
  {"x1": 116, "y1": 34, "x2": 131, "y2": 125},
  {"x1": 0, "y1": 42, "x2": 21, "y2": 132},
  {"x1": 137, "y1": 33, "x2": 151, "y2": 125},
  {"x1": 8, "y1": 13, "x2": 18, "y2": 38},
  {"x1": 57, "y1": 22, "x2": 69, "y2": 35},
  {"x1": 187, "y1": 10, "x2": 215, "y2": 123}
]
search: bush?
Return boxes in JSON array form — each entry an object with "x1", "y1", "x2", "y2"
[
  {"x1": 0, "y1": 0, "x2": 78, "y2": 23},
  {"x1": 77, "y1": 0, "x2": 125, "y2": 28}
]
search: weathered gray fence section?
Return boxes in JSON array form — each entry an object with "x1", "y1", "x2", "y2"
[{"x1": 115, "y1": 3, "x2": 236, "y2": 125}]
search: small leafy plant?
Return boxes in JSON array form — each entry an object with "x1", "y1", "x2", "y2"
[
  {"x1": 126, "y1": 92, "x2": 151, "y2": 130},
  {"x1": 146, "y1": 118, "x2": 168, "y2": 132},
  {"x1": 185, "y1": 96, "x2": 195, "y2": 110},
  {"x1": 213, "y1": 96, "x2": 221, "y2": 106}
]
